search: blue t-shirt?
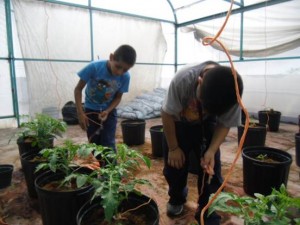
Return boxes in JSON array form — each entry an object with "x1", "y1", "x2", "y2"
[{"x1": 78, "y1": 60, "x2": 130, "y2": 111}]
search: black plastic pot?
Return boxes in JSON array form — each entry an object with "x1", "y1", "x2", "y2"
[
  {"x1": 35, "y1": 170, "x2": 94, "y2": 225},
  {"x1": 258, "y1": 110, "x2": 281, "y2": 132},
  {"x1": 77, "y1": 192, "x2": 159, "y2": 225},
  {"x1": 295, "y1": 133, "x2": 300, "y2": 167},
  {"x1": 237, "y1": 123, "x2": 267, "y2": 148},
  {"x1": 17, "y1": 137, "x2": 54, "y2": 156},
  {"x1": 20, "y1": 151, "x2": 47, "y2": 198},
  {"x1": 298, "y1": 115, "x2": 300, "y2": 133},
  {"x1": 242, "y1": 146, "x2": 292, "y2": 196},
  {"x1": 149, "y1": 125, "x2": 165, "y2": 157},
  {"x1": 0, "y1": 164, "x2": 14, "y2": 189},
  {"x1": 121, "y1": 119, "x2": 146, "y2": 146}
]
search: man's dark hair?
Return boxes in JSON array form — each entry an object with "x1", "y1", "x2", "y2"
[
  {"x1": 200, "y1": 66, "x2": 243, "y2": 116},
  {"x1": 113, "y1": 45, "x2": 136, "y2": 66}
]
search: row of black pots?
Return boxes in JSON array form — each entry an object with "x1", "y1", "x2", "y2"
[
  {"x1": 241, "y1": 110, "x2": 281, "y2": 132},
  {"x1": 0, "y1": 135, "x2": 54, "y2": 194},
  {"x1": 239, "y1": 112, "x2": 296, "y2": 197},
  {"x1": 17, "y1": 137, "x2": 54, "y2": 198},
  {"x1": 33, "y1": 169, "x2": 158, "y2": 225},
  {"x1": 121, "y1": 119, "x2": 165, "y2": 157}
]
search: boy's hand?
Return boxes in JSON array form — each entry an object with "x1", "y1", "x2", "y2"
[
  {"x1": 201, "y1": 150, "x2": 215, "y2": 176},
  {"x1": 168, "y1": 147, "x2": 185, "y2": 169},
  {"x1": 78, "y1": 112, "x2": 88, "y2": 131},
  {"x1": 98, "y1": 110, "x2": 108, "y2": 122}
]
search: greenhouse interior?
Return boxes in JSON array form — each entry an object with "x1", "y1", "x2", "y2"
[{"x1": 0, "y1": 0, "x2": 300, "y2": 225}]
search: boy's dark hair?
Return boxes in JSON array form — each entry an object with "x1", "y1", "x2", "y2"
[
  {"x1": 113, "y1": 45, "x2": 136, "y2": 66},
  {"x1": 200, "y1": 66, "x2": 243, "y2": 116}
]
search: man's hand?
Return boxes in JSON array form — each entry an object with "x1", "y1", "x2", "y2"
[{"x1": 168, "y1": 147, "x2": 185, "y2": 169}]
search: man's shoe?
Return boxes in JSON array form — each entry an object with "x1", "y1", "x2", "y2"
[{"x1": 167, "y1": 203, "x2": 184, "y2": 216}]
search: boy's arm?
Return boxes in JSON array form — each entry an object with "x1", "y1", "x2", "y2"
[
  {"x1": 161, "y1": 109, "x2": 185, "y2": 169},
  {"x1": 74, "y1": 79, "x2": 87, "y2": 130}
]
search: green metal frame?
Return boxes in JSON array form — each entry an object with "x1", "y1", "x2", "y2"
[
  {"x1": 1, "y1": 0, "x2": 299, "y2": 126},
  {"x1": 3, "y1": 0, "x2": 19, "y2": 123}
]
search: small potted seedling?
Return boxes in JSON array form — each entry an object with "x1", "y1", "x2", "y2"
[
  {"x1": 34, "y1": 140, "x2": 100, "y2": 225},
  {"x1": 242, "y1": 146, "x2": 292, "y2": 197},
  {"x1": 13, "y1": 113, "x2": 67, "y2": 156}
]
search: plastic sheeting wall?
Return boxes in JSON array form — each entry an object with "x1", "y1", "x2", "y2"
[
  {"x1": 176, "y1": 29, "x2": 300, "y2": 122},
  {"x1": 11, "y1": 0, "x2": 167, "y2": 118},
  {"x1": 175, "y1": 1, "x2": 300, "y2": 123}
]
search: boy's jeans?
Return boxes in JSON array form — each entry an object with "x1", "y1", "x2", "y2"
[
  {"x1": 85, "y1": 108, "x2": 117, "y2": 151},
  {"x1": 163, "y1": 120, "x2": 223, "y2": 213}
]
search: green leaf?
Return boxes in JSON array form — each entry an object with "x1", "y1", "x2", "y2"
[
  {"x1": 102, "y1": 190, "x2": 119, "y2": 222},
  {"x1": 76, "y1": 174, "x2": 88, "y2": 188}
]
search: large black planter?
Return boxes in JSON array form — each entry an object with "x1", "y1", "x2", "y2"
[
  {"x1": 295, "y1": 133, "x2": 300, "y2": 167},
  {"x1": 35, "y1": 170, "x2": 94, "y2": 225},
  {"x1": 77, "y1": 192, "x2": 159, "y2": 225},
  {"x1": 0, "y1": 164, "x2": 14, "y2": 189},
  {"x1": 237, "y1": 123, "x2": 267, "y2": 148},
  {"x1": 149, "y1": 125, "x2": 165, "y2": 157},
  {"x1": 17, "y1": 137, "x2": 54, "y2": 156},
  {"x1": 20, "y1": 151, "x2": 47, "y2": 198},
  {"x1": 242, "y1": 146, "x2": 292, "y2": 196},
  {"x1": 121, "y1": 119, "x2": 146, "y2": 146},
  {"x1": 258, "y1": 110, "x2": 281, "y2": 132}
]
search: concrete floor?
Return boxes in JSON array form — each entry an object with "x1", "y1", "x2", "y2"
[{"x1": 0, "y1": 117, "x2": 299, "y2": 225}]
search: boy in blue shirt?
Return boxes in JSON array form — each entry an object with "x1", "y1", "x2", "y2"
[{"x1": 74, "y1": 45, "x2": 136, "y2": 150}]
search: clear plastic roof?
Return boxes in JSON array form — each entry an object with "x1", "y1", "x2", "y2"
[{"x1": 58, "y1": 0, "x2": 284, "y2": 24}]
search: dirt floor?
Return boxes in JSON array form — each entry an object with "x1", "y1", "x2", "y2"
[{"x1": 0, "y1": 117, "x2": 299, "y2": 225}]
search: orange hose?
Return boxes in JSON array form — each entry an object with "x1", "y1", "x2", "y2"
[{"x1": 199, "y1": 0, "x2": 250, "y2": 224}]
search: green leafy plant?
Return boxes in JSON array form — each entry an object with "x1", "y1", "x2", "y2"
[
  {"x1": 208, "y1": 184, "x2": 300, "y2": 225},
  {"x1": 91, "y1": 143, "x2": 152, "y2": 223},
  {"x1": 15, "y1": 113, "x2": 67, "y2": 148},
  {"x1": 36, "y1": 140, "x2": 101, "y2": 189}
]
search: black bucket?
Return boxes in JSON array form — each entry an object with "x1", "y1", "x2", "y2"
[
  {"x1": 258, "y1": 110, "x2": 281, "y2": 132},
  {"x1": 237, "y1": 123, "x2": 267, "y2": 148},
  {"x1": 0, "y1": 164, "x2": 14, "y2": 189},
  {"x1": 77, "y1": 192, "x2": 159, "y2": 225},
  {"x1": 21, "y1": 151, "x2": 47, "y2": 198},
  {"x1": 35, "y1": 170, "x2": 94, "y2": 225},
  {"x1": 149, "y1": 125, "x2": 164, "y2": 157},
  {"x1": 121, "y1": 119, "x2": 146, "y2": 146},
  {"x1": 242, "y1": 146, "x2": 292, "y2": 196},
  {"x1": 17, "y1": 137, "x2": 54, "y2": 156},
  {"x1": 295, "y1": 133, "x2": 300, "y2": 167}
]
